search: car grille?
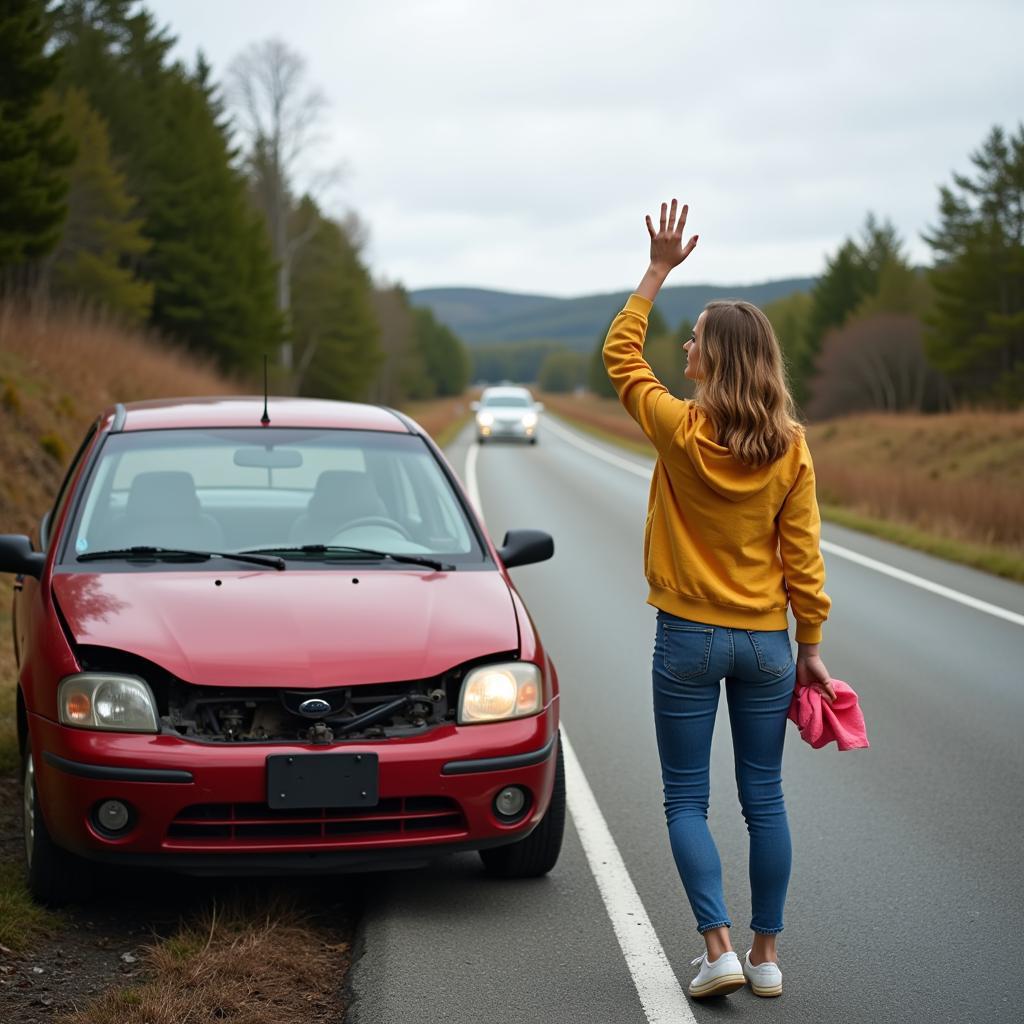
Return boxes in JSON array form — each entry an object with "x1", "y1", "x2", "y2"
[{"x1": 166, "y1": 796, "x2": 466, "y2": 845}]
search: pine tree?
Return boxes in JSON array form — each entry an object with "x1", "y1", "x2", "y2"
[
  {"x1": 413, "y1": 307, "x2": 470, "y2": 397},
  {"x1": 290, "y1": 197, "x2": 381, "y2": 400},
  {"x1": 923, "y1": 124, "x2": 1024, "y2": 404},
  {"x1": 0, "y1": 0, "x2": 75, "y2": 276},
  {"x1": 53, "y1": 2, "x2": 283, "y2": 371},
  {"x1": 43, "y1": 87, "x2": 152, "y2": 323}
]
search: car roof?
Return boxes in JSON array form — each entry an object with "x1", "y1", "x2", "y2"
[{"x1": 100, "y1": 397, "x2": 413, "y2": 434}]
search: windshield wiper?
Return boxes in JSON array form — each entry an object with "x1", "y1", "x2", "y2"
[
  {"x1": 77, "y1": 546, "x2": 286, "y2": 570},
  {"x1": 242, "y1": 544, "x2": 452, "y2": 572}
]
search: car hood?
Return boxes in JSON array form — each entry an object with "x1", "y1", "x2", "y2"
[{"x1": 52, "y1": 569, "x2": 519, "y2": 687}]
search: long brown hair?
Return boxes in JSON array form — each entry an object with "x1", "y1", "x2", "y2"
[{"x1": 693, "y1": 300, "x2": 803, "y2": 468}]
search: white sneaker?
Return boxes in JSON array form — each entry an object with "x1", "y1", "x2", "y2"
[
  {"x1": 743, "y1": 949, "x2": 783, "y2": 997},
  {"x1": 687, "y1": 950, "x2": 746, "y2": 999}
]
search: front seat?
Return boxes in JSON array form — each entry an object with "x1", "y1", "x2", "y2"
[
  {"x1": 119, "y1": 471, "x2": 224, "y2": 550},
  {"x1": 289, "y1": 470, "x2": 388, "y2": 545}
]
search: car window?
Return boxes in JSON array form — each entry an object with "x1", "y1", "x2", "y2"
[
  {"x1": 481, "y1": 393, "x2": 533, "y2": 408},
  {"x1": 64, "y1": 428, "x2": 484, "y2": 565}
]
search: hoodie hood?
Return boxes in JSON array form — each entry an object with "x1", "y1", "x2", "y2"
[{"x1": 681, "y1": 405, "x2": 786, "y2": 502}]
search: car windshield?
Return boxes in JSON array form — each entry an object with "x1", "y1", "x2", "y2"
[
  {"x1": 481, "y1": 394, "x2": 533, "y2": 408},
  {"x1": 63, "y1": 428, "x2": 484, "y2": 567}
]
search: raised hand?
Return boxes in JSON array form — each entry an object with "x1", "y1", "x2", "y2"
[{"x1": 646, "y1": 199, "x2": 699, "y2": 271}]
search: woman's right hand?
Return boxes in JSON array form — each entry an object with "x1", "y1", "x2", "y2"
[
  {"x1": 645, "y1": 199, "x2": 699, "y2": 273},
  {"x1": 796, "y1": 643, "x2": 837, "y2": 703}
]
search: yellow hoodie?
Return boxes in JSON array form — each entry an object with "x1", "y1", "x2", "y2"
[{"x1": 603, "y1": 294, "x2": 830, "y2": 644}]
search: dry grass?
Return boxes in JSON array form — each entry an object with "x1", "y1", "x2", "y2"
[
  {"x1": 539, "y1": 392, "x2": 1024, "y2": 579},
  {"x1": 402, "y1": 393, "x2": 475, "y2": 448},
  {"x1": 806, "y1": 411, "x2": 1024, "y2": 551},
  {"x1": 0, "y1": 860, "x2": 59, "y2": 953},
  {"x1": 0, "y1": 303, "x2": 243, "y2": 535},
  {"x1": 57, "y1": 899, "x2": 349, "y2": 1024}
]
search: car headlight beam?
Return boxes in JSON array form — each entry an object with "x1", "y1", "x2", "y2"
[
  {"x1": 58, "y1": 674, "x2": 159, "y2": 733},
  {"x1": 477, "y1": 412, "x2": 494, "y2": 427},
  {"x1": 458, "y1": 663, "x2": 542, "y2": 724}
]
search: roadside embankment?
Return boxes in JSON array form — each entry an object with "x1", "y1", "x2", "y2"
[
  {"x1": 0, "y1": 304, "x2": 242, "y2": 535},
  {"x1": 539, "y1": 391, "x2": 1024, "y2": 582}
]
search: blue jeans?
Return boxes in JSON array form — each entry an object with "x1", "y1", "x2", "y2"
[{"x1": 652, "y1": 610, "x2": 795, "y2": 935}]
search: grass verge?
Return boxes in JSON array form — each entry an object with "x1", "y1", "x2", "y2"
[
  {"x1": 0, "y1": 603, "x2": 61, "y2": 954},
  {"x1": 59, "y1": 898, "x2": 349, "y2": 1024},
  {"x1": 0, "y1": 861, "x2": 58, "y2": 953}
]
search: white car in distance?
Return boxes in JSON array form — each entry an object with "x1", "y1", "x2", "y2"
[{"x1": 472, "y1": 387, "x2": 543, "y2": 445}]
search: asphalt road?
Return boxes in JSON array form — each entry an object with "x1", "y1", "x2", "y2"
[{"x1": 347, "y1": 414, "x2": 1024, "y2": 1024}]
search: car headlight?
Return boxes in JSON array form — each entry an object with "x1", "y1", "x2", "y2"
[
  {"x1": 458, "y1": 663, "x2": 542, "y2": 724},
  {"x1": 477, "y1": 412, "x2": 494, "y2": 427},
  {"x1": 58, "y1": 674, "x2": 159, "y2": 733},
  {"x1": 521, "y1": 412, "x2": 538, "y2": 428}
]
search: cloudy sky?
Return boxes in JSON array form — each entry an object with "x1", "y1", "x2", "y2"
[{"x1": 147, "y1": 0, "x2": 1022, "y2": 297}]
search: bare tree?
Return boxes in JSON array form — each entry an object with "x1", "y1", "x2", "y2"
[
  {"x1": 227, "y1": 39, "x2": 330, "y2": 369},
  {"x1": 807, "y1": 314, "x2": 952, "y2": 419}
]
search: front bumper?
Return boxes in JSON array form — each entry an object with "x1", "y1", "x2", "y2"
[{"x1": 29, "y1": 705, "x2": 559, "y2": 871}]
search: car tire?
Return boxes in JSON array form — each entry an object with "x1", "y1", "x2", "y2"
[
  {"x1": 22, "y1": 738, "x2": 94, "y2": 906},
  {"x1": 479, "y1": 733, "x2": 565, "y2": 879},
  {"x1": 477, "y1": 435, "x2": 486, "y2": 445},
  {"x1": 529, "y1": 437, "x2": 538, "y2": 445}
]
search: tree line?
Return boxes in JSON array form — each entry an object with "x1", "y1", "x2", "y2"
[{"x1": 0, "y1": 0, "x2": 469, "y2": 404}]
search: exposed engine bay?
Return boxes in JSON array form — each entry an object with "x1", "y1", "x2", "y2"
[{"x1": 163, "y1": 680, "x2": 453, "y2": 743}]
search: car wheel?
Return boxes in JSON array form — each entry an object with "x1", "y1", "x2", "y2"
[
  {"x1": 479, "y1": 733, "x2": 565, "y2": 878},
  {"x1": 22, "y1": 738, "x2": 94, "y2": 906},
  {"x1": 477, "y1": 435, "x2": 486, "y2": 445},
  {"x1": 529, "y1": 437, "x2": 538, "y2": 445}
]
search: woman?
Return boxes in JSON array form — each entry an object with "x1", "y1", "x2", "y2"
[{"x1": 602, "y1": 200, "x2": 836, "y2": 1000}]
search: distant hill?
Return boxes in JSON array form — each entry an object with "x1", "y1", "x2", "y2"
[{"x1": 411, "y1": 277, "x2": 816, "y2": 350}]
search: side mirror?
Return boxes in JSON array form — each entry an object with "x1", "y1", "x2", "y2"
[
  {"x1": 0, "y1": 535, "x2": 45, "y2": 578},
  {"x1": 497, "y1": 529, "x2": 553, "y2": 569},
  {"x1": 470, "y1": 401, "x2": 480, "y2": 412}
]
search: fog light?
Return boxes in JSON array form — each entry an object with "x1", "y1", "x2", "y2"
[
  {"x1": 494, "y1": 786, "x2": 527, "y2": 820},
  {"x1": 95, "y1": 800, "x2": 131, "y2": 834}
]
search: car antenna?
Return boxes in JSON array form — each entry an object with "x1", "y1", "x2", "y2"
[{"x1": 260, "y1": 354, "x2": 271, "y2": 426}]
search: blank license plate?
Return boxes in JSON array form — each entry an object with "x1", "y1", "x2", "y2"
[{"x1": 266, "y1": 753, "x2": 379, "y2": 810}]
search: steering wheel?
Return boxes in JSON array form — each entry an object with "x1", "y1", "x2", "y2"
[{"x1": 332, "y1": 516, "x2": 413, "y2": 541}]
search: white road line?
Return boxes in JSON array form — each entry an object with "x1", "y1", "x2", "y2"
[
  {"x1": 467, "y1": 440, "x2": 696, "y2": 1024},
  {"x1": 560, "y1": 731, "x2": 697, "y2": 1023},
  {"x1": 543, "y1": 413, "x2": 1024, "y2": 628},
  {"x1": 543, "y1": 414, "x2": 652, "y2": 478},
  {"x1": 819, "y1": 540, "x2": 1024, "y2": 627}
]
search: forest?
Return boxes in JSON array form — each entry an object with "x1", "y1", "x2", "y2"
[{"x1": 1, "y1": 0, "x2": 470, "y2": 404}]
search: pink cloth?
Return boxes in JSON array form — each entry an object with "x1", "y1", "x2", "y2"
[{"x1": 788, "y1": 678, "x2": 869, "y2": 751}]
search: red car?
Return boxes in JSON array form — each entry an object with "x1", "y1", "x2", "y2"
[{"x1": 2, "y1": 398, "x2": 563, "y2": 904}]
